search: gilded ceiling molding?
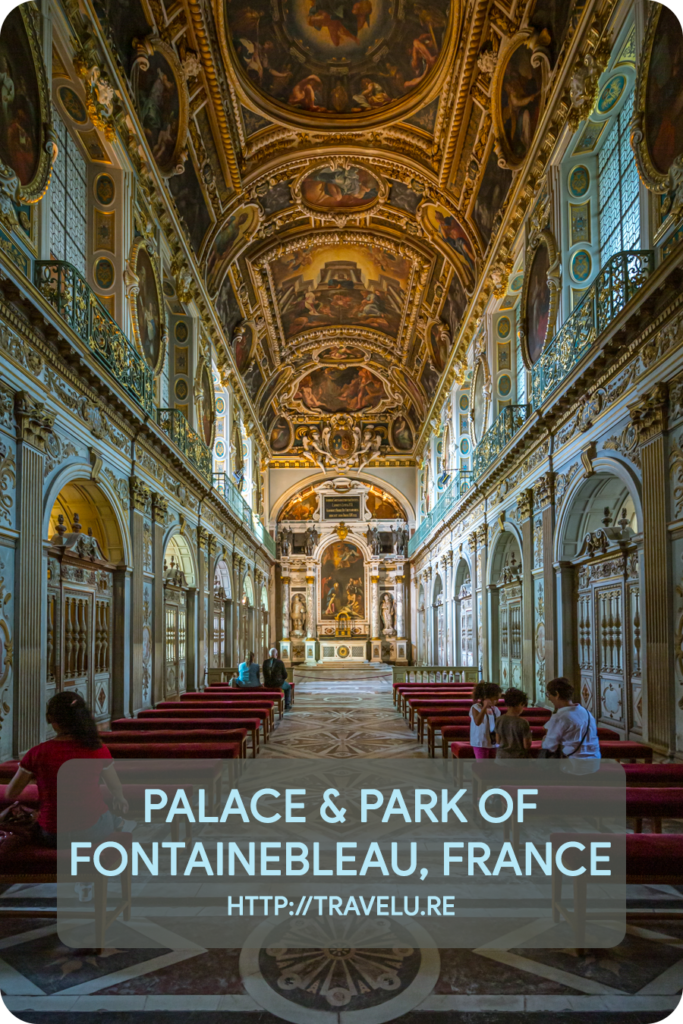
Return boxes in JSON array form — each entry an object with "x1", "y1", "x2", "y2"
[{"x1": 185, "y1": 0, "x2": 241, "y2": 191}]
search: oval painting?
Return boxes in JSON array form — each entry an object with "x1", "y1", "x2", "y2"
[
  {"x1": 58, "y1": 85, "x2": 88, "y2": 124},
  {"x1": 135, "y1": 247, "x2": 163, "y2": 371},
  {"x1": 500, "y1": 42, "x2": 543, "y2": 166},
  {"x1": 200, "y1": 363, "x2": 214, "y2": 446},
  {"x1": 0, "y1": 8, "x2": 42, "y2": 187},
  {"x1": 472, "y1": 361, "x2": 486, "y2": 443},
  {"x1": 391, "y1": 414, "x2": 414, "y2": 451},
  {"x1": 429, "y1": 322, "x2": 452, "y2": 373},
  {"x1": 526, "y1": 242, "x2": 550, "y2": 365},
  {"x1": 135, "y1": 42, "x2": 183, "y2": 175},
  {"x1": 300, "y1": 164, "x2": 380, "y2": 211},
  {"x1": 645, "y1": 5, "x2": 683, "y2": 176},
  {"x1": 319, "y1": 345, "x2": 366, "y2": 361},
  {"x1": 206, "y1": 205, "x2": 259, "y2": 296},
  {"x1": 270, "y1": 416, "x2": 292, "y2": 452},
  {"x1": 293, "y1": 366, "x2": 387, "y2": 413},
  {"x1": 233, "y1": 323, "x2": 253, "y2": 373}
]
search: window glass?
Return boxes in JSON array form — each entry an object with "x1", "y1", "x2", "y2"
[
  {"x1": 598, "y1": 91, "x2": 640, "y2": 261},
  {"x1": 50, "y1": 107, "x2": 87, "y2": 275}
]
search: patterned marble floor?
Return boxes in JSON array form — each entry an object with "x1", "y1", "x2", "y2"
[{"x1": 1, "y1": 672, "x2": 681, "y2": 1023}]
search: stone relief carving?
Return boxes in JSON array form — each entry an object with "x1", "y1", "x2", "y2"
[
  {"x1": 43, "y1": 433, "x2": 80, "y2": 479},
  {"x1": 0, "y1": 444, "x2": 16, "y2": 525},
  {"x1": 302, "y1": 416, "x2": 383, "y2": 473},
  {"x1": 670, "y1": 435, "x2": 683, "y2": 521},
  {"x1": 604, "y1": 422, "x2": 641, "y2": 469}
]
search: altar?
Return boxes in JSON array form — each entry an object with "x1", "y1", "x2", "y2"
[{"x1": 275, "y1": 477, "x2": 410, "y2": 666}]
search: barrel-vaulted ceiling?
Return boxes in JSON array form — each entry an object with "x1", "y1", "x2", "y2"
[{"x1": 89, "y1": 0, "x2": 589, "y2": 464}]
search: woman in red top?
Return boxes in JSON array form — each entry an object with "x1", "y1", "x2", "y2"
[{"x1": 5, "y1": 692, "x2": 128, "y2": 847}]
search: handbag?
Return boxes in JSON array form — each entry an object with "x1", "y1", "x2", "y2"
[{"x1": 538, "y1": 707, "x2": 591, "y2": 759}]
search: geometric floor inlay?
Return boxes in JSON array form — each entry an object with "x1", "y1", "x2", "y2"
[{"x1": 2, "y1": 673, "x2": 682, "y2": 1022}]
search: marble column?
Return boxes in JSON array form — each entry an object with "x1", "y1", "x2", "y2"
[
  {"x1": 444, "y1": 551, "x2": 454, "y2": 665},
  {"x1": 281, "y1": 575, "x2": 291, "y2": 640},
  {"x1": 477, "y1": 525, "x2": 489, "y2": 677},
  {"x1": 468, "y1": 532, "x2": 478, "y2": 677},
  {"x1": 306, "y1": 573, "x2": 316, "y2": 639},
  {"x1": 535, "y1": 472, "x2": 557, "y2": 690},
  {"x1": 395, "y1": 570, "x2": 406, "y2": 638},
  {"x1": 370, "y1": 571, "x2": 381, "y2": 639},
  {"x1": 152, "y1": 492, "x2": 167, "y2": 705},
  {"x1": 196, "y1": 527, "x2": 207, "y2": 684},
  {"x1": 424, "y1": 565, "x2": 433, "y2": 663},
  {"x1": 13, "y1": 392, "x2": 54, "y2": 753},
  {"x1": 129, "y1": 476, "x2": 149, "y2": 714},
  {"x1": 110, "y1": 567, "x2": 130, "y2": 721},
  {"x1": 517, "y1": 489, "x2": 535, "y2": 695},
  {"x1": 555, "y1": 561, "x2": 576, "y2": 685},
  {"x1": 206, "y1": 536, "x2": 217, "y2": 668},
  {"x1": 629, "y1": 383, "x2": 674, "y2": 753}
]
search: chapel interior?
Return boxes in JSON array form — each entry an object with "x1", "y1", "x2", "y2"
[{"x1": 0, "y1": 0, "x2": 683, "y2": 1018}]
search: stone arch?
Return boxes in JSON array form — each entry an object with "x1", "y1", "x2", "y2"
[
  {"x1": 270, "y1": 472, "x2": 416, "y2": 525},
  {"x1": 454, "y1": 556, "x2": 473, "y2": 667},
  {"x1": 555, "y1": 462, "x2": 642, "y2": 562},
  {"x1": 164, "y1": 530, "x2": 197, "y2": 588},
  {"x1": 432, "y1": 573, "x2": 445, "y2": 665},
  {"x1": 554, "y1": 462, "x2": 643, "y2": 736},
  {"x1": 488, "y1": 528, "x2": 524, "y2": 690},
  {"x1": 214, "y1": 556, "x2": 233, "y2": 600},
  {"x1": 213, "y1": 557, "x2": 234, "y2": 668},
  {"x1": 488, "y1": 527, "x2": 523, "y2": 586},
  {"x1": 44, "y1": 465, "x2": 131, "y2": 566},
  {"x1": 417, "y1": 582, "x2": 427, "y2": 666}
]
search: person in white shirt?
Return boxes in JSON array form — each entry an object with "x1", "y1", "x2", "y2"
[
  {"x1": 541, "y1": 677, "x2": 601, "y2": 772},
  {"x1": 469, "y1": 682, "x2": 502, "y2": 759}
]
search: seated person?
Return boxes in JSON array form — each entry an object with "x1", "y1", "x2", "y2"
[
  {"x1": 4, "y1": 692, "x2": 130, "y2": 847},
  {"x1": 237, "y1": 652, "x2": 261, "y2": 688},
  {"x1": 263, "y1": 647, "x2": 292, "y2": 710},
  {"x1": 495, "y1": 688, "x2": 532, "y2": 759}
]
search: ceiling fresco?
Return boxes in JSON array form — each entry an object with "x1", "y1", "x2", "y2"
[
  {"x1": 223, "y1": 0, "x2": 456, "y2": 124},
  {"x1": 83, "y1": 0, "x2": 592, "y2": 467}
]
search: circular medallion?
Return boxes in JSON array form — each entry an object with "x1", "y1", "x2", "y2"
[
  {"x1": 497, "y1": 315, "x2": 511, "y2": 338},
  {"x1": 568, "y1": 165, "x2": 590, "y2": 198},
  {"x1": 459, "y1": 394, "x2": 469, "y2": 410},
  {"x1": 175, "y1": 320, "x2": 189, "y2": 342},
  {"x1": 571, "y1": 249, "x2": 592, "y2": 283},
  {"x1": 338, "y1": 645, "x2": 350, "y2": 658},
  {"x1": 94, "y1": 173, "x2": 115, "y2": 206},
  {"x1": 240, "y1": 919, "x2": 440, "y2": 1023},
  {"x1": 58, "y1": 85, "x2": 88, "y2": 124},
  {"x1": 174, "y1": 379, "x2": 189, "y2": 400},
  {"x1": 498, "y1": 373, "x2": 512, "y2": 397},
  {"x1": 510, "y1": 272, "x2": 524, "y2": 292},
  {"x1": 460, "y1": 437, "x2": 470, "y2": 454},
  {"x1": 214, "y1": 440, "x2": 225, "y2": 458},
  {"x1": 596, "y1": 73, "x2": 626, "y2": 115},
  {"x1": 215, "y1": 396, "x2": 226, "y2": 415},
  {"x1": 94, "y1": 257, "x2": 114, "y2": 290}
]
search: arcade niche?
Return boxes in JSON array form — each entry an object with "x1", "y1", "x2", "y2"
[{"x1": 274, "y1": 478, "x2": 411, "y2": 666}]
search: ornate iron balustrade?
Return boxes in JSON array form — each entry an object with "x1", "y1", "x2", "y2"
[
  {"x1": 157, "y1": 408, "x2": 212, "y2": 481},
  {"x1": 213, "y1": 472, "x2": 276, "y2": 554},
  {"x1": 531, "y1": 249, "x2": 654, "y2": 408},
  {"x1": 408, "y1": 471, "x2": 474, "y2": 556},
  {"x1": 35, "y1": 260, "x2": 155, "y2": 416},
  {"x1": 472, "y1": 404, "x2": 530, "y2": 479}
]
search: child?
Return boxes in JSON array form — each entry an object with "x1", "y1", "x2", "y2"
[
  {"x1": 469, "y1": 682, "x2": 502, "y2": 759},
  {"x1": 495, "y1": 687, "x2": 532, "y2": 759}
]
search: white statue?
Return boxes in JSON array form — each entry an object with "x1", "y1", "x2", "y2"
[
  {"x1": 381, "y1": 593, "x2": 395, "y2": 635},
  {"x1": 290, "y1": 594, "x2": 307, "y2": 636}
]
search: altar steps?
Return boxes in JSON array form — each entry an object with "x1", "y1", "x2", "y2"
[{"x1": 292, "y1": 664, "x2": 393, "y2": 689}]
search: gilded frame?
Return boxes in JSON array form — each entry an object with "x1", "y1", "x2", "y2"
[
  {"x1": 128, "y1": 237, "x2": 168, "y2": 376},
  {"x1": 214, "y1": 0, "x2": 460, "y2": 132},
  {"x1": 491, "y1": 31, "x2": 549, "y2": 171},
  {"x1": 518, "y1": 229, "x2": 560, "y2": 370},
  {"x1": 0, "y1": 3, "x2": 56, "y2": 205},
  {"x1": 469, "y1": 352, "x2": 491, "y2": 445},
  {"x1": 291, "y1": 159, "x2": 388, "y2": 225},
  {"x1": 631, "y1": 3, "x2": 681, "y2": 194},
  {"x1": 133, "y1": 37, "x2": 190, "y2": 178}
]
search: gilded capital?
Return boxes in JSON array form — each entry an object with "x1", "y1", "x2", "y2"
[
  {"x1": 305, "y1": 575, "x2": 315, "y2": 585},
  {"x1": 468, "y1": 532, "x2": 477, "y2": 553},
  {"x1": 628, "y1": 382, "x2": 669, "y2": 445},
  {"x1": 152, "y1": 492, "x2": 168, "y2": 524},
  {"x1": 129, "y1": 475, "x2": 150, "y2": 512},
  {"x1": 14, "y1": 391, "x2": 55, "y2": 451},
  {"x1": 516, "y1": 488, "x2": 534, "y2": 521},
  {"x1": 281, "y1": 575, "x2": 290, "y2": 585},
  {"x1": 534, "y1": 472, "x2": 556, "y2": 509},
  {"x1": 196, "y1": 525, "x2": 208, "y2": 547},
  {"x1": 477, "y1": 523, "x2": 488, "y2": 545},
  {"x1": 370, "y1": 575, "x2": 380, "y2": 584}
]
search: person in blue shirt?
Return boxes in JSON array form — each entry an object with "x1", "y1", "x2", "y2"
[{"x1": 237, "y1": 652, "x2": 261, "y2": 688}]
